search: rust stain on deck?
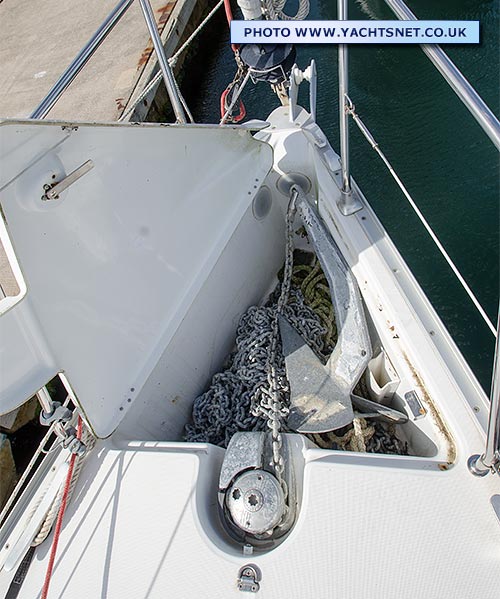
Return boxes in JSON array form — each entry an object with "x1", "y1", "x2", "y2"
[
  {"x1": 402, "y1": 351, "x2": 457, "y2": 466},
  {"x1": 156, "y1": 2, "x2": 175, "y2": 29},
  {"x1": 137, "y1": 43, "x2": 154, "y2": 69}
]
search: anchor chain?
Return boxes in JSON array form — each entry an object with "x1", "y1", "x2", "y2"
[
  {"x1": 250, "y1": 188, "x2": 298, "y2": 504},
  {"x1": 185, "y1": 190, "x2": 409, "y2": 465}
]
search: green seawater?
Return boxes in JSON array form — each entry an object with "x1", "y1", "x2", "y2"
[{"x1": 189, "y1": 0, "x2": 499, "y2": 391}]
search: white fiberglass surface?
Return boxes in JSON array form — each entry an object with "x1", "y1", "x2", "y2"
[
  {"x1": 0, "y1": 112, "x2": 473, "y2": 461},
  {"x1": 1, "y1": 438, "x2": 498, "y2": 599},
  {"x1": 0, "y1": 120, "x2": 272, "y2": 437},
  {"x1": 117, "y1": 192, "x2": 287, "y2": 441},
  {"x1": 114, "y1": 109, "x2": 453, "y2": 460}
]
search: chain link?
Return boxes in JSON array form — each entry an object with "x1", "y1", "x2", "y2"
[{"x1": 250, "y1": 188, "x2": 298, "y2": 504}]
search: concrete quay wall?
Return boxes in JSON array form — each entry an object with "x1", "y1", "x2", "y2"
[{"x1": 0, "y1": 0, "x2": 215, "y2": 122}]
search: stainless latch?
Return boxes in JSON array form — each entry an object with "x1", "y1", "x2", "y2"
[
  {"x1": 42, "y1": 159, "x2": 94, "y2": 200},
  {"x1": 237, "y1": 565, "x2": 261, "y2": 593}
]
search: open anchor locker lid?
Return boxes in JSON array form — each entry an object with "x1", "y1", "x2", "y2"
[{"x1": 0, "y1": 119, "x2": 272, "y2": 437}]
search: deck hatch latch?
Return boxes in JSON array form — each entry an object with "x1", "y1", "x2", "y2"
[{"x1": 42, "y1": 159, "x2": 94, "y2": 200}]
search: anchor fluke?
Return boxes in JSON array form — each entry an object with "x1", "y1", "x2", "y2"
[{"x1": 279, "y1": 316, "x2": 354, "y2": 433}]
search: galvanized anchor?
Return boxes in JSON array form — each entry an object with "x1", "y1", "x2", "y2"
[
  {"x1": 279, "y1": 312, "x2": 407, "y2": 431},
  {"x1": 280, "y1": 187, "x2": 373, "y2": 433}
]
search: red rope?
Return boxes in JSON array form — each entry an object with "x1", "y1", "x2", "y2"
[
  {"x1": 220, "y1": 88, "x2": 246, "y2": 122},
  {"x1": 223, "y1": 0, "x2": 233, "y2": 23},
  {"x1": 221, "y1": 0, "x2": 246, "y2": 121},
  {"x1": 41, "y1": 417, "x2": 82, "y2": 599},
  {"x1": 220, "y1": 88, "x2": 229, "y2": 119}
]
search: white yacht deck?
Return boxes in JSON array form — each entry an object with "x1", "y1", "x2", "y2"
[
  {"x1": 0, "y1": 98, "x2": 498, "y2": 599},
  {"x1": 0, "y1": 432, "x2": 498, "y2": 599}
]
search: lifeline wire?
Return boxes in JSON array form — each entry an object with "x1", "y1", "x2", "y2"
[{"x1": 345, "y1": 95, "x2": 497, "y2": 337}]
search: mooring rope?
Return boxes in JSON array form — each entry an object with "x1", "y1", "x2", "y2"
[
  {"x1": 261, "y1": 0, "x2": 310, "y2": 21},
  {"x1": 119, "y1": 0, "x2": 225, "y2": 122},
  {"x1": 27, "y1": 422, "x2": 95, "y2": 548},
  {"x1": 40, "y1": 418, "x2": 84, "y2": 599}
]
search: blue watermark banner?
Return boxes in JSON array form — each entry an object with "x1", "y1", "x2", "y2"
[{"x1": 230, "y1": 20, "x2": 480, "y2": 44}]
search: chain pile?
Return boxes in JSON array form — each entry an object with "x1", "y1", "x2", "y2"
[
  {"x1": 186, "y1": 193, "x2": 325, "y2": 449},
  {"x1": 185, "y1": 194, "x2": 408, "y2": 457},
  {"x1": 184, "y1": 286, "x2": 325, "y2": 448}
]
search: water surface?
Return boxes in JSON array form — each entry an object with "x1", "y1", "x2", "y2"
[{"x1": 189, "y1": 0, "x2": 499, "y2": 391}]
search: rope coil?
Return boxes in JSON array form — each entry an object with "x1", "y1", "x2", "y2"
[
  {"x1": 28, "y1": 424, "x2": 95, "y2": 548},
  {"x1": 261, "y1": 0, "x2": 310, "y2": 21}
]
